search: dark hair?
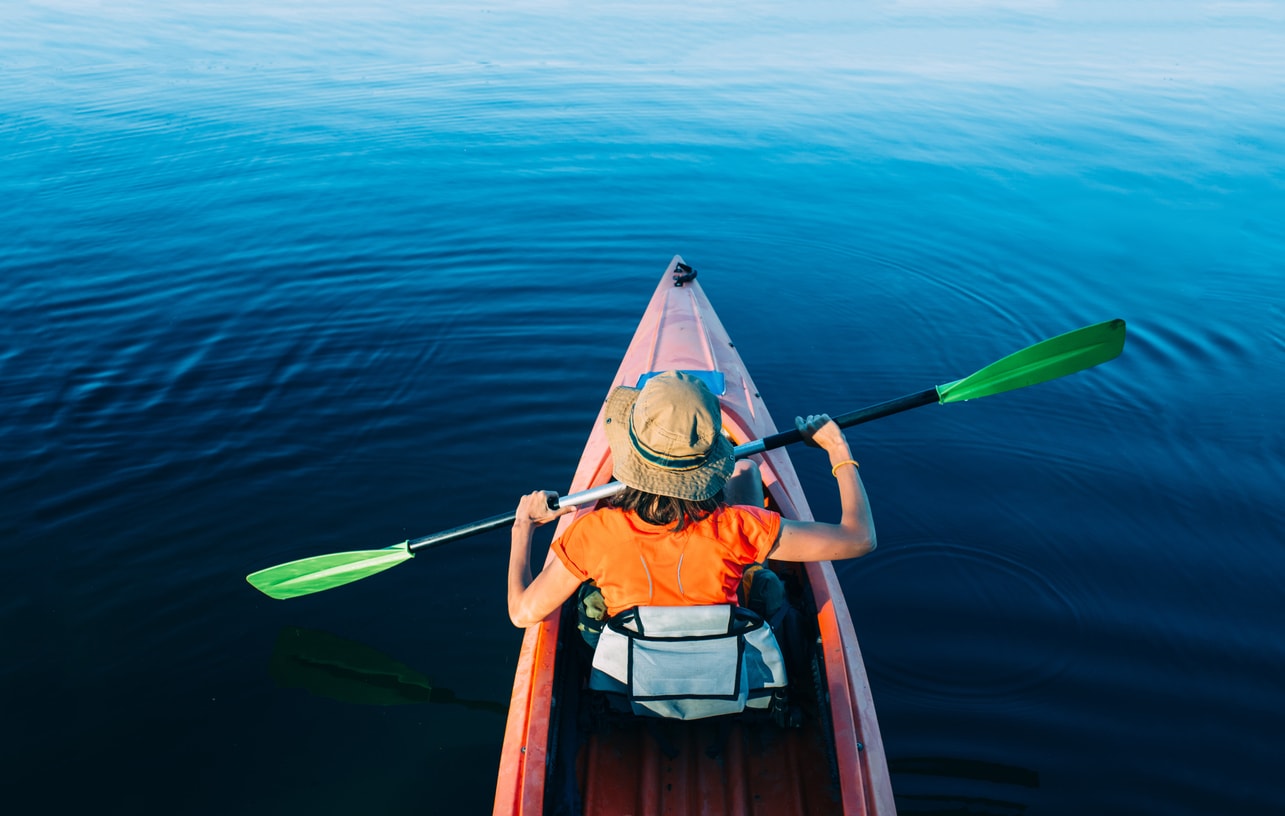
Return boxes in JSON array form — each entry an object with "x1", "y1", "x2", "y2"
[{"x1": 608, "y1": 486, "x2": 725, "y2": 531}]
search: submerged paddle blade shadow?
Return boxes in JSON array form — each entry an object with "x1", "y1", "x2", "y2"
[
  {"x1": 271, "y1": 626, "x2": 433, "y2": 705},
  {"x1": 889, "y1": 756, "x2": 1040, "y2": 816},
  {"x1": 270, "y1": 626, "x2": 505, "y2": 713}
]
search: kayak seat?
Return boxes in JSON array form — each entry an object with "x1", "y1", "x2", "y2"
[{"x1": 586, "y1": 604, "x2": 791, "y2": 722}]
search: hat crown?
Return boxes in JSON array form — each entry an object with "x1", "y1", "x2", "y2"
[
  {"x1": 630, "y1": 373, "x2": 720, "y2": 466},
  {"x1": 602, "y1": 370, "x2": 735, "y2": 501}
]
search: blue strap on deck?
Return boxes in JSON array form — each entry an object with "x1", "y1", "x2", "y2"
[{"x1": 635, "y1": 370, "x2": 726, "y2": 396}]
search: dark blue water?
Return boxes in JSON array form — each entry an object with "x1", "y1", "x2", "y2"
[{"x1": 4, "y1": 1, "x2": 1283, "y2": 813}]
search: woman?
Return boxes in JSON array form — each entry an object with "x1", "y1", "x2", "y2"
[{"x1": 507, "y1": 370, "x2": 875, "y2": 631}]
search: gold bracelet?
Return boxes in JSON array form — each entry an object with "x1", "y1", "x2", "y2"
[{"x1": 830, "y1": 459, "x2": 859, "y2": 476}]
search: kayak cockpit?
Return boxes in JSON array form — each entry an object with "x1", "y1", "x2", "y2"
[{"x1": 534, "y1": 471, "x2": 852, "y2": 815}]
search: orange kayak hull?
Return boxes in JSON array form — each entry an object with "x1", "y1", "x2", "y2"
[{"x1": 494, "y1": 257, "x2": 895, "y2": 815}]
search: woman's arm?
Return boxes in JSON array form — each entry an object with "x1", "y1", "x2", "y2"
[
  {"x1": 507, "y1": 490, "x2": 582, "y2": 628},
  {"x1": 769, "y1": 414, "x2": 877, "y2": 562}
]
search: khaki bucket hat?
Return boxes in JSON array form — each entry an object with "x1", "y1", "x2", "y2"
[{"x1": 603, "y1": 370, "x2": 735, "y2": 501}]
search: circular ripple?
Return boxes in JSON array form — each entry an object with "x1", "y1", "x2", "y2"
[{"x1": 844, "y1": 539, "x2": 1085, "y2": 708}]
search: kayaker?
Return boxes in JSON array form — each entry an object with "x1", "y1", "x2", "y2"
[{"x1": 508, "y1": 370, "x2": 876, "y2": 635}]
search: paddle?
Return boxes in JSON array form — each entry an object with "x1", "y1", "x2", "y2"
[{"x1": 246, "y1": 318, "x2": 1125, "y2": 600}]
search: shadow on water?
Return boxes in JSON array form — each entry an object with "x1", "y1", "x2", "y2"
[
  {"x1": 270, "y1": 625, "x2": 507, "y2": 714},
  {"x1": 891, "y1": 756, "x2": 1040, "y2": 816}
]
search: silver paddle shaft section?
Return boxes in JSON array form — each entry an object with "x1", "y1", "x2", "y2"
[
  {"x1": 405, "y1": 482, "x2": 629, "y2": 552},
  {"x1": 406, "y1": 389, "x2": 939, "y2": 554},
  {"x1": 403, "y1": 434, "x2": 789, "y2": 553}
]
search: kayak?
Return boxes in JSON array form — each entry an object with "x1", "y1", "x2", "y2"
[{"x1": 493, "y1": 256, "x2": 896, "y2": 815}]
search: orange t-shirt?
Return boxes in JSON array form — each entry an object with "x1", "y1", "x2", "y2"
[{"x1": 551, "y1": 505, "x2": 782, "y2": 618}]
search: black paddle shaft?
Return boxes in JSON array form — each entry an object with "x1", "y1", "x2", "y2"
[
  {"x1": 408, "y1": 512, "x2": 517, "y2": 552},
  {"x1": 740, "y1": 387, "x2": 940, "y2": 456}
]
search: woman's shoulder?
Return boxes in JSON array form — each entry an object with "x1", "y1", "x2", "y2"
[
  {"x1": 696, "y1": 504, "x2": 780, "y2": 562},
  {"x1": 718, "y1": 503, "x2": 780, "y2": 523},
  {"x1": 705, "y1": 503, "x2": 781, "y2": 538}
]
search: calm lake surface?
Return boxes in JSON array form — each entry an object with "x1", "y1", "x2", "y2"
[{"x1": 3, "y1": 1, "x2": 1283, "y2": 813}]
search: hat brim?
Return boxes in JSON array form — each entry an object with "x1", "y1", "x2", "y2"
[{"x1": 602, "y1": 384, "x2": 735, "y2": 501}]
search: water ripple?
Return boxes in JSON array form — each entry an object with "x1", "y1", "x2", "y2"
[
  {"x1": 846, "y1": 538, "x2": 1083, "y2": 708},
  {"x1": 2, "y1": 3, "x2": 1282, "y2": 814}
]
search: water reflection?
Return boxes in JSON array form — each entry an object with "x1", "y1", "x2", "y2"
[
  {"x1": 270, "y1": 626, "x2": 507, "y2": 714},
  {"x1": 891, "y1": 755, "x2": 1039, "y2": 816}
]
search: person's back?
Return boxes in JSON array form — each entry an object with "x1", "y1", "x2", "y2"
[
  {"x1": 505, "y1": 370, "x2": 876, "y2": 719},
  {"x1": 507, "y1": 369, "x2": 876, "y2": 631},
  {"x1": 555, "y1": 501, "x2": 777, "y2": 616}
]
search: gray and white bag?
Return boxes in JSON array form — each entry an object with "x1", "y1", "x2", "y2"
[{"x1": 588, "y1": 604, "x2": 788, "y2": 720}]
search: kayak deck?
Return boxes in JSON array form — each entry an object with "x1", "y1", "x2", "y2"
[{"x1": 493, "y1": 257, "x2": 894, "y2": 815}]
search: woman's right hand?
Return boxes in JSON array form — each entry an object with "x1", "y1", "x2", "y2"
[
  {"x1": 515, "y1": 490, "x2": 573, "y2": 529},
  {"x1": 795, "y1": 414, "x2": 850, "y2": 455}
]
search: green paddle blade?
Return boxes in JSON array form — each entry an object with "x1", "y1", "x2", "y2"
[
  {"x1": 246, "y1": 542, "x2": 413, "y2": 600},
  {"x1": 936, "y1": 319, "x2": 1126, "y2": 404}
]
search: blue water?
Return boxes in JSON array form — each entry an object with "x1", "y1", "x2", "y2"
[{"x1": 4, "y1": 1, "x2": 1283, "y2": 813}]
